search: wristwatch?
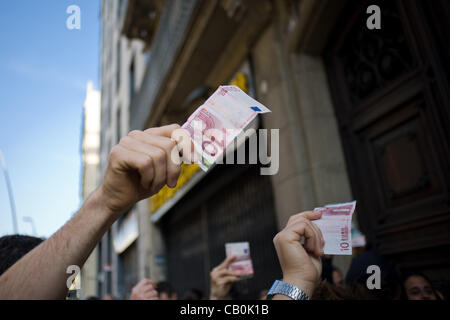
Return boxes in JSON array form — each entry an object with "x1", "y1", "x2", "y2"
[{"x1": 267, "y1": 280, "x2": 310, "y2": 300}]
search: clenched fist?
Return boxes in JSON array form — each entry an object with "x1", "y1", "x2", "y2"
[
  {"x1": 130, "y1": 279, "x2": 159, "y2": 300},
  {"x1": 98, "y1": 124, "x2": 182, "y2": 218},
  {"x1": 209, "y1": 255, "x2": 240, "y2": 300},
  {"x1": 273, "y1": 211, "x2": 325, "y2": 298}
]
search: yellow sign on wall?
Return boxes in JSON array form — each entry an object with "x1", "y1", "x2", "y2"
[
  {"x1": 230, "y1": 72, "x2": 249, "y2": 93},
  {"x1": 150, "y1": 163, "x2": 200, "y2": 213}
]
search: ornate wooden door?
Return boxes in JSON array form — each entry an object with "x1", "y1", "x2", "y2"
[{"x1": 325, "y1": 0, "x2": 450, "y2": 278}]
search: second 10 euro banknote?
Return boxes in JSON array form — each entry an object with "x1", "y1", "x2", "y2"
[
  {"x1": 225, "y1": 242, "x2": 254, "y2": 279},
  {"x1": 312, "y1": 201, "x2": 357, "y2": 255}
]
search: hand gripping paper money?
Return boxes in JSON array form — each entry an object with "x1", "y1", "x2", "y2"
[{"x1": 182, "y1": 85, "x2": 271, "y2": 171}]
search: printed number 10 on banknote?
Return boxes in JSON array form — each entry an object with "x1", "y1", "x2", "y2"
[{"x1": 312, "y1": 201, "x2": 357, "y2": 255}]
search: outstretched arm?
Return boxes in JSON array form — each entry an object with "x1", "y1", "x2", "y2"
[{"x1": 0, "y1": 124, "x2": 182, "y2": 299}]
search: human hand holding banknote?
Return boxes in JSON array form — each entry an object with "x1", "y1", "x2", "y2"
[
  {"x1": 210, "y1": 255, "x2": 241, "y2": 300},
  {"x1": 100, "y1": 124, "x2": 183, "y2": 218},
  {"x1": 273, "y1": 211, "x2": 325, "y2": 299}
]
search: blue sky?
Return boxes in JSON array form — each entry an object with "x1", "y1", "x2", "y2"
[{"x1": 0, "y1": 1, "x2": 100, "y2": 238}]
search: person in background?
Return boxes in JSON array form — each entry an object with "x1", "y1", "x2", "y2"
[
  {"x1": 402, "y1": 272, "x2": 442, "y2": 300},
  {"x1": 345, "y1": 239, "x2": 405, "y2": 300},
  {"x1": 156, "y1": 281, "x2": 178, "y2": 300},
  {"x1": 130, "y1": 279, "x2": 159, "y2": 300},
  {"x1": 0, "y1": 235, "x2": 44, "y2": 276},
  {"x1": 209, "y1": 255, "x2": 240, "y2": 300},
  {"x1": 332, "y1": 267, "x2": 344, "y2": 287},
  {"x1": 345, "y1": 242, "x2": 386, "y2": 285}
]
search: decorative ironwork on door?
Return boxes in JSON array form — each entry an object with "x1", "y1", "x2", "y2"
[{"x1": 325, "y1": 0, "x2": 450, "y2": 277}]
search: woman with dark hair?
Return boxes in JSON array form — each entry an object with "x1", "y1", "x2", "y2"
[{"x1": 402, "y1": 272, "x2": 442, "y2": 300}]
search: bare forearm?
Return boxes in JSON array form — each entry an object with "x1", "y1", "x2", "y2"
[
  {"x1": 0, "y1": 188, "x2": 115, "y2": 299},
  {"x1": 0, "y1": 125, "x2": 182, "y2": 299}
]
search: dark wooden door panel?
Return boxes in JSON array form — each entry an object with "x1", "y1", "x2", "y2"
[
  {"x1": 368, "y1": 96, "x2": 443, "y2": 206},
  {"x1": 325, "y1": 0, "x2": 450, "y2": 273}
]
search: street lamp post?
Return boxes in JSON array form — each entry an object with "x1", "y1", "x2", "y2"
[
  {"x1": 0, "y1": 149, "x2": 19, "y2": 234},
  {"x1": 23, "y1": 216, "x2": 37, "y2": 236}
]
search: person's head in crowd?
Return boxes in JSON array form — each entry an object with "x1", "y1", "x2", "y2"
[
  {"x1": 156, "y1": 281, "x2": 178, "y2": 300},
  {"x1": 0, "y1": 234, "x2": 44, "y2": 276},
  {"x1": 103, "y1": 294, "x2": 114, "y2": 300},
  {"x1": 181, "y1": 288, "x2": 203, "y2": 300},
  {"x1": 331, "y1": 267, "x2": 344, "y2": 287},
  {"x1": 345, "y1": 243, "x2": 403, "y2": 300},
  {"x1": 347, "y1": 269, "x2": 402, "y2": 300},
  {"x1": 402, "y1": 272, "x2": 440, "y2": 300},
  {"x1": 85, "y1": 296, "x2": 101, "y2": 300}
]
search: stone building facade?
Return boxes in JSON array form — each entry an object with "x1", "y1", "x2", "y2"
[{"x1": 92, "y1": 0, "x2": 450, "y2": 298}]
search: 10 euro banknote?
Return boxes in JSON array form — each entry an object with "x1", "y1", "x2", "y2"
[
  {"x1": 182, "y1": 85, "x2": 271, "y2": 171},
  {"x1": 312, "y1": 201, "x2": 357, "y2": 255}
]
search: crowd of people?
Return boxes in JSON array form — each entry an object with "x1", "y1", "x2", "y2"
[
  {"x1": 0, "y1": 125, "x2": 446, "y2": 300},
  {"x1": 0, "y1": 232, "x2": 444, "y2": 300}
]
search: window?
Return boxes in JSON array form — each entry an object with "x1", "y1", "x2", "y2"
[
  {"x1": 117, "y1": 0, "x2": 123, "y2": 19},
  {"x1": 145, "y1": 50, "x2": 152, "y2": 65},
  {"x1": 129, "y1": 57, "x2": 135, "y2": 105},
  {"x1": 116, "y1": 107, "x2": 121, "y2": 143},
  {"x1": 116, "y1": 41, "x2": 121, "y2": 90}
]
